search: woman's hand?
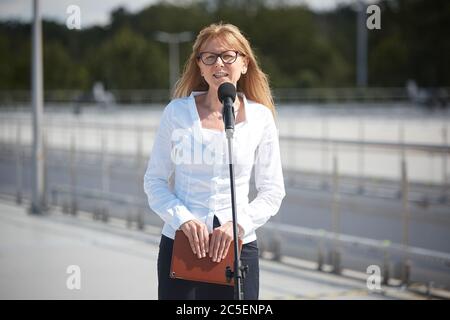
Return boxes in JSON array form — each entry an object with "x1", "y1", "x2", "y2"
[
  {"x1": 209, "y1": 222, "x2": 244, "y2": 263},
  {"x1": 180, "y1": 220, "x2": 209, "y2": 259}
]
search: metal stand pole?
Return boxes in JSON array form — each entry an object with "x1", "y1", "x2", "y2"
[{"x1": 224, "y1": 129, "x2": 248, "y2": 300}]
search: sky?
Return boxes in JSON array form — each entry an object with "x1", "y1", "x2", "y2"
[{"x1": 0, "y1": 0, "x2": 360, "y2": 27}]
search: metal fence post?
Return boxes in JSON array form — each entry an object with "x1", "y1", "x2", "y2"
[
  {"x1": 15, "y1": 120, "x2": 23, "y2": 205},
  {"x1": 322, "y1": 118, "x2": 329, "y2": 190},
  {"x1": 442, "y1": 124, "x2": 448, "y2": 203},
  {"x1": 382, "y1": 240, "x2": 391, "y2": 286},
  {"x1": 69, "y1": 131, "x2": 77, "y2": 216},
  {"x1": 101, "y1": 127, "x2": 110, "y2": 222},
  {"x1": 136, "y1": 126, "x2": 143, "y2": 169},
  {"x1": 43, "y1": 129, "x2": 48, "y2": 210},
  {"x1": 331, "y1": 144, "x2": 341, "y2": 275},
  {"x1": 358, "y1": 116, "x2": 365, "y2": 194},
  {"x1": 317, "y1": 229, "x2": 325, "y2": 271},
  {"x1": 288, "y1": 119, "x2": 295, "y2": 187},
  {"x1": 397, "y1": 122, "x2": 405, "y2": 199},
  {"x1": 136, "y1": 126, "x2": 145, "y2": 230},
  {"x1": 401, "y1": 157, "x2": 411, "y2": 286},
  {"x1": 426, "y1": 281, "x2": 434, "y2": 299}
]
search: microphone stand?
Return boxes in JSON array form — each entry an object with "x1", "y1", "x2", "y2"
[{"x1": 222, "y1": 98, "x2": 248, "y2": 300}]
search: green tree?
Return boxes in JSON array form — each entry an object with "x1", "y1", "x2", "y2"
[
  {"x1": 88, "y1": 27, "x2": 168, "y2": 89},
  {"x1": 44, "y1": 41, "x2": 89, "y2": 89}
]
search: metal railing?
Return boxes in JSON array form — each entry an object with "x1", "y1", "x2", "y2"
[
  {"x1": 279, "y1": 134, "x2": 450, "y2": 205},
  {"x1": 2, "y1": 87, "x2": 449, "y2": 105},
  {"x1": 1, "y1": 116, "x2": 450, "y2": 291}
]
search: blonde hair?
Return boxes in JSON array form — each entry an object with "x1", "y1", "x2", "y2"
[{"x1": 173, "y1": 23, "x2": 276, "y2": 117}]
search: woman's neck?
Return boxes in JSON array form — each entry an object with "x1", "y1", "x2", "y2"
[{"x1": 204, "y1": 88, "x2": 240, "y2": 113}]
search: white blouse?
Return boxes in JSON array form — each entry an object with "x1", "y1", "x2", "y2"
[{"x1": 143, "y1": 91, "x2": 285, "y2": 244}]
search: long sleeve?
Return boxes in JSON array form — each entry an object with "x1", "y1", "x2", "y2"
[
  {"x1": 143, "y1": 103, "x2": 196, "y2": 231},
  {"x1": 236, "y1": 110, "x2": 286, "y2": 237}
]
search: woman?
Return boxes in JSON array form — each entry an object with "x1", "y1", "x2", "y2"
[{"x1": 144, "y1": 23, "x2": 285, "y2": 300}]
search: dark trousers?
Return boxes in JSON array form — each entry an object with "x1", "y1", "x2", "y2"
[{"x1": 157, "y1": 216, "x2": 259, "y2": 300}]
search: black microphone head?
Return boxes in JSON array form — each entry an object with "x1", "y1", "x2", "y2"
[{"x1": 218, "y1": 82, "x2": 236, "y2": 103}]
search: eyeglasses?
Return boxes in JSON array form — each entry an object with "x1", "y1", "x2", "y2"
[{"x1": 197, "y1": 50, "x2": 241, "y2": 65}]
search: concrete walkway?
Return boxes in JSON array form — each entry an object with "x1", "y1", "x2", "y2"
[{"x1": 0, "y1": 199, "x2": 426, "y2": 300}]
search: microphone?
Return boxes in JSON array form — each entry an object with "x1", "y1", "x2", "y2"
[{"x1": 218, "y1": 82, "x2": 236, "y2": 131}]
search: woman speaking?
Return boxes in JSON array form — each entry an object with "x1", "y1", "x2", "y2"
[{"x1": 144, "y1": 22, "x2": 285, "y2": 300}]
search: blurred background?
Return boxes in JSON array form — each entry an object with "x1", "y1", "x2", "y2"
[{"x1": 0, "y1": 0, "x2": 449, "y2": 299}]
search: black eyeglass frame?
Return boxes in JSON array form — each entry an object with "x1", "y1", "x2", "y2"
[{"x1": 196, "y1": 50, "x2": 243, "y2": 65}]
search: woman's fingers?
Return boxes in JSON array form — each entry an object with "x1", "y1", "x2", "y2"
[
  {"x1": 211, "y1": 232, "x2": 222, "y2": 262},
  {"x1": 197, "y1": 226, "x2": 206, "y2": 258},
  {"x1": 191, "y1": 227, "x2": 202, "y2": 259},
  {"x1": 209, "y1": 231, "x2": 217, "y2": 260},
  {"x1": 221, "y1": 238, "x2": 232, "y2": 259},
  {"x1": 218, "y1": 236, "x2": 232, "y2": 262},
  {"x1": 183, "y1": 228, "x2": 196, "y2": 255},
  {"x1": 181, "y1": 220, "x2": 235, "y2": 262},
  {"x1": 181, "y1": 220, "x2": 205, "y2": 258},
  {"x1": 210, "y1": 232, "x2": 233, "y2": 263},
  {"x1": 216, "y1": 236, "x2": 228, "y2": 262},
  {"x1": 196, "y1": 223, "x2": 210, "y2": 258},
  {"x1": 180, "y1": 220, "x2": 197, "y2": 254},
  {"x1": 180, "y1": 220, "x2": 209, "y2": 259},
  {"x1": 202, "y1": 226, "x2": 210, "y2": 255}
]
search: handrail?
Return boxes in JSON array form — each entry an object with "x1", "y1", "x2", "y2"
[
  {"x1": 263, "y1": 222, "x2": 450, "y2": 264},
  {"x1": 281, "y1": 135, "x2": 450, "y2": 154},
  {"x1": 51, "y1": 184, "x2": 450, "y2": 267},
  {"x1": 1, "y1": 116, "x2": 448, "y2": 155}
]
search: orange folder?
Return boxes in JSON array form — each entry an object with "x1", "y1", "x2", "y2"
[{"x1": 170, "y1": 230, "x2": 243, "y2": 286}]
